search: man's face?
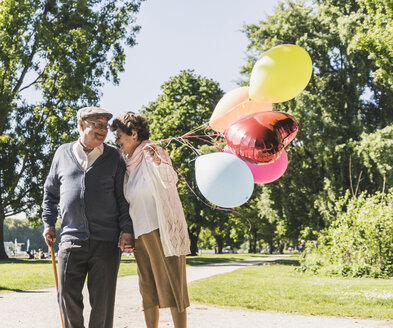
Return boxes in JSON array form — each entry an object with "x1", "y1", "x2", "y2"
[{"x1": 79, "y1": 116, "x2": 109, "y2": 149}]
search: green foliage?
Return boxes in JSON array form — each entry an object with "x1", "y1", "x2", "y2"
[
  {"x1": 353, "y1": 0, "x2": 393, "y2": 85},
  {"x1": 142, "y1": 70, "x2": 224, "y2": 254},
  {"x1": 240, "y1": 0, "x2": 393, "y2": 243},
  {"x1": 0, "y1": 0, "x2": 144, "y2": 258},
  {"x1": 300, "y1": 189, "x2": 393, "y2": 277},
  {"x1": 235, "y1": 186, "x2": 277, "y2": 253},
  {"x1": 197, "y1": 227, "x2": 216, "y2": 250},
  {"x1": 3, "y1": 218, "x2": 61, "y2": 251},
  {"x1": 352, "y1": 124, "x2": 393, "y2": 190}
]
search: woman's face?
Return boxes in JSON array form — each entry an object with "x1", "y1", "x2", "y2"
[{"x1": 114, "y1": 128, "x2": 140, "y2": 156}]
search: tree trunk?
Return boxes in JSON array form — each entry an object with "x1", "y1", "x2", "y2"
[
  {"x1": 0, "y1": 96, "x2": 12, "y2": 136},
  {"x1": 248, "y1": 229, "x2": 257, "y2": 253},
  {"x1": 215, "y1": 235, "x2": 223, "y2": 254},
  {"x1": 0, "y1": 210, "x2": 9, "y2": 259},
  {"x1": 188, "y1": 226, "x2": 200, "y2": 256},
  {"x1": 253, "y1": 231, "x2": 257, "y2": 253}
]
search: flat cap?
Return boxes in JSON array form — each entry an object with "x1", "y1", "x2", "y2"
[{"x1": 77, "y1": 106, "x2": 113, "y2": 120}]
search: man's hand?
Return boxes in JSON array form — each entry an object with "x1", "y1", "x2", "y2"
[
  {"x1": 118, "y1": 233, "x2": 135, "y2": 253},
  {"x1": 43, "y1": 226, "x2": 56, "y2": 246}
]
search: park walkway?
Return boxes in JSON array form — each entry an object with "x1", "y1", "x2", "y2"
[{"x1": 1, "y1": 254, "x2": 392, "y2": 327}]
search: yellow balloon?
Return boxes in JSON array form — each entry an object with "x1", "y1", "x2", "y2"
[{"x1": 249, "y1": 44, "x2": 312, "y2": 103}]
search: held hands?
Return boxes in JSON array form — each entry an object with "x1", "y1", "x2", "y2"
[
  {"x1": 118, "y1": 232, "x2": 135, "y2": 253},
  {"x1": 43, "y1": 226, "x2": 56, "y2": 247}
]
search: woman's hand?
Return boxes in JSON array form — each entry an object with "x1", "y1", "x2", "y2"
[
  {"x1": 118, "y1": 232, "x2": 135, "y2": 253},
  {"x1": 144, "y1": 145, "x2": 161, "y2": 164}
]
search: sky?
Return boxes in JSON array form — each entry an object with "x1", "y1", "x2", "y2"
[
  {"x1": 12, "y1": 0, "x2": 280, "y2": 219},
  {"x1": 100, "y1": 0, "x2": 279, "y2": 119}
]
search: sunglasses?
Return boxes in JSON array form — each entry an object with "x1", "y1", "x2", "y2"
[{"x1": 84, "y1": 120, "x2": 109, "y2": 130}]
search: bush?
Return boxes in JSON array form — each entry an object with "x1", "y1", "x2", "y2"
[{"x1": 300, "y1": 189, "x2": 393, "y2": 278}]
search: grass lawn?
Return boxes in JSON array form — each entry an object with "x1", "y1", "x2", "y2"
[
  {"x1": 0, "y1": 253, "x2": 264, "y2": 293},
  {"x1": 188, "y1": 256, "x2": 393, "y2": 319},
  {"x1": 0, "y1": 258, "x2": 56, "y2": 292},
  {"x1": 0, "y1": 256, "x2": 138, "y2": 293},
  {"x1": 186, "y1": 253, "x2": 266, "y2": 266}
]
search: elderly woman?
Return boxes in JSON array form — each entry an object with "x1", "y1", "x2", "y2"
[{"x1": 111, "y1": 111, "x2": 190, "y2": 328}]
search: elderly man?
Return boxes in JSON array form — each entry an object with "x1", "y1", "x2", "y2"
[{"x1": 42, "y1": 107, "x2": 134, "y2": 328}]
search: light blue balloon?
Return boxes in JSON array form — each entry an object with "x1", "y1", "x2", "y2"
[{"x1": 195, "y1": 152, "x2": 254, "y2": 208}]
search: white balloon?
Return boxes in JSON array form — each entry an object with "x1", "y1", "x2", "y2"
[{"x1": 195, "y1": 152, "x2": 254, "y2": 208}]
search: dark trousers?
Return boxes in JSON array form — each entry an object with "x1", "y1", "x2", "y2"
[{"x1": 57, "y1": 239, "x2": 121, "y2": 328}]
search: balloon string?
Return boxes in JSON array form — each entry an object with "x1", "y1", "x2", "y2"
[
  {"x1": 181, "y1": 123, "x2": 210, "y2": 137},
  {"x1": 147, "y1": 122, "x2": 224, "y2": 154},
  {"x1": 182, "y1": 137, "x2": 201, "y2": 156},
  {"x1": 144, "y1": 126, "x2": 243, "y2": 216},
  {"x1": 182, "y1": 124, "x2": 225, "y2": 149},
  {"x1": 247, "y1": 217, "x2": 252, "y2": 233},
  {"x1": 143, "y1": 142, "x2": 242, "y2": 216},
  {"x1": 150, "y1": 133, "x2": 223, "y2": 157}
]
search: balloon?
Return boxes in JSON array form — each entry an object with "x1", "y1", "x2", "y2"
[
  {"x1": 224, "y1": 111, "x2": 298, "y2": 164},
  {"x1": 209, "y1": 86, "x2": 272, "y2": 133},
  {"x1": 249, "y1": 44, "x2": 312, "y2": 103},
  {"x1": 249, "y1": 150, "x2": 288, "y2": 183},
  {"x1": 195, "y1": 152, "x2": 254, "y2": 208},
  {"x1": 223, "y1": 146, "x2": 288, "y2": 184}
]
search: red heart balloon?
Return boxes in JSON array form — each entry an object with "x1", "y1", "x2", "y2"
[{"x1": 224, "y1": 111, "x2": 298, "y2": 164}]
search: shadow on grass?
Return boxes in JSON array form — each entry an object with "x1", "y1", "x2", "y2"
[
  {"x1": 0, "y1": 258, "x2": 51, "y2": 264},
  {"x1": 187, "y1": 257, "x2": 239, "y2": 266},
  {"x1": 120, "y1": 257, "x2": 137, "y2": 264},
  {"x1": 2, "y1": 257, "x2": 137, "y2": 265},
  {"x1": 186, "y1": 255, "x2": 269, "y2": 266},
  {"x1": 257, "y1": 258, "x2": 300, "y2": 267},
  {"x1": 0, "y1": 286, "x2": 50, "y2": 293}
]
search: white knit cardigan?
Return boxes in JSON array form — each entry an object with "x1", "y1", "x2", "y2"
[{"x1": 128, "y1": 146, "x2": 190, "y2": 257}]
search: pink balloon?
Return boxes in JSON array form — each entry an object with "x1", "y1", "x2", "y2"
[
  {"x1": 223, "y1": 146, "x2": 288, "y2": 184},
  {"x1": 248, "y1": 150, "x2": 288, "y2": 184}
]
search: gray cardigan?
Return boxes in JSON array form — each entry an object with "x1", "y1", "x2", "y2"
[{"x1": 42, "y1": 142, "x2": 133, "y2": 242}]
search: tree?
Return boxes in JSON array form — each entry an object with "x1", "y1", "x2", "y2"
[
  {"x1": 142, "y1": 70, "x2": 224, "y2": 255},
  {"x1": 0, "y1": 0, "x2": 144, "y2": 259},
  {"x1": 235, "y1": 186, "x2": 279, "y2": 254},
  {"x1": 354, "y1": 0, "x2": 393, "y2": 86},
  {"x1": 240, "y1": 0, "x2": 393, "y2": 241},
  {"x1": 4, "y1": 217, "x2": 62, "y2": 252},
  {"x1": 351, "y1": 124, "x2": 393, "y2": 192}
]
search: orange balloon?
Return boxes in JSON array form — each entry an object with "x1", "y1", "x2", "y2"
[{"x1": 209, "y1": 86, "x2": 272, "y2": 133}]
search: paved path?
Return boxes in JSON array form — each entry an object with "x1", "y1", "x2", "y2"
[{"x1": 1, "y1": 255, "x2": 393, "y2": 327}]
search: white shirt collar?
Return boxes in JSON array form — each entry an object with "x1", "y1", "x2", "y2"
[
  {"x1": 72, "y1": 140, "x2": 104, "y2": 171},
  {"x1": 75, "y1": 139, "x2": 104, "y2": 155}
]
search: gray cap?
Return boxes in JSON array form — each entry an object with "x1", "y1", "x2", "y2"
[{"x1": 77, "y1": 106, "x2": 113, "y2": 120}]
